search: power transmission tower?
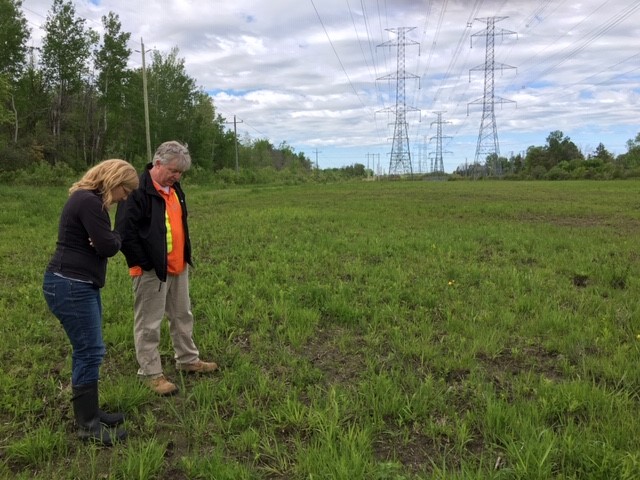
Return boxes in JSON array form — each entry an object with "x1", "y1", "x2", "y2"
[
  {"x1": 467, "y1": 17, "x2": 516, "y2": 175},
  {"x1": 378, "y1": 27, "x2": 420, "y2": 176},
  {"x1": 429, "y1": 111, "x2": 452, "y2": 174}
]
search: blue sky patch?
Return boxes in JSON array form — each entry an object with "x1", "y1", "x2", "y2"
[{"x1": 207, "y1": 88, "x2": 250, "y2": 97}]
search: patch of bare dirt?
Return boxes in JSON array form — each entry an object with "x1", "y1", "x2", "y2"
[
  {"x1": 373, "y1": 428, "x2": 486, "y2": 476},
  {"x1": 301, "y1": 326, "x2": 367, "y2": 386},
  {"x1": 476, "y1": 344, "x2": 566, "y2": 400}
]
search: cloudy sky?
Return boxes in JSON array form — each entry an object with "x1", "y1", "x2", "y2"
[{"x1": 19, "y1": 0, "x2": 640, "y2": 172}]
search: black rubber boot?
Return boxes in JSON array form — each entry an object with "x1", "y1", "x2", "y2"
[
  {"x1": 95, "y1": 380, "x2": 125, "y2": 426},
  {"x1": 72, "y1": 383, "x2": 127, "y2": 446},
  {"x1": 98, "y1": 409, "x2": 125, "y2": 427}
]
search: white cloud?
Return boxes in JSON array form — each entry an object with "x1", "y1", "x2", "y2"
[{"x1": 19, "y1": 0, "x2": 640, "y2": 171}]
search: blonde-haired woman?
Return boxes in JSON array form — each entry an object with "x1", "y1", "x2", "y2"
[{"x1": 43, "y1": 159, "x2": 138, "y2": 446}]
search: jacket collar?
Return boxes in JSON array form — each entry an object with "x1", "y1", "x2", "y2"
[{"x1": 142, "y1": 162, "x2": 183, "y2": 197}]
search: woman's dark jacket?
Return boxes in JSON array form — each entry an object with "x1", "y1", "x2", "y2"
[
  {"x1": 115, "y1": 163, "x2": 192, "y2": 282},
  {"x1": 47, "y1": 189, "x2": 121, "y2": 288}
]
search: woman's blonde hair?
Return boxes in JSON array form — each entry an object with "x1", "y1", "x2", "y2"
[{"x1": 69, "y1": 159, "x2": 139, "y2": 208}]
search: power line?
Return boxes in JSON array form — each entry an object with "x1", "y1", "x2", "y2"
[{"x1": 309, "y1": 0, "x2": 368, "y2": 109}]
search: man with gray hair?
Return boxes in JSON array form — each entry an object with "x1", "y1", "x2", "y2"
[{"x1": 116, "y1": 140, "x2": 218, "y2": 395}]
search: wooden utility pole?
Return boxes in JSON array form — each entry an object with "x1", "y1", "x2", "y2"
[
  {"x1": 224, "y1": 115, "x2": 243, "y2": 172},
  {"x1": 314, "y1": 148, "x2": 321, "y2": 169},
  {"x1": 140, "y1": 38, "x2": 152, "y2": 163}
]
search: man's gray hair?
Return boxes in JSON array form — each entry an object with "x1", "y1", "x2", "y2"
[{"x1": 153, "y1": 141, "x2": 191, "y2": 171}]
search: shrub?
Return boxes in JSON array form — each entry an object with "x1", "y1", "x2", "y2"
[{"x1": 9, "y1": 161, "x2": 75, "y2": 186}]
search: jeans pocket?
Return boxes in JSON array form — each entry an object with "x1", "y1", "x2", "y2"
[{"x1": 43, "y1": 282, "x2": 56, "y2": 311}]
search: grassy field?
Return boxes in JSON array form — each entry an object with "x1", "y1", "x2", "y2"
[{"x1": 1, "y1": 179, "x2": 640, "y2": 479}]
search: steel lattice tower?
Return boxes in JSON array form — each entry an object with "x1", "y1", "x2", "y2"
[
  {"x1": 378, "y1": 27, "x2": 420, "y2": 176},
  {"x1": 429, "y1": 111, "x2": 451, "y2": 174},
  {"x1": 467, "y1": 17, "x2": 516, "y2": 174}
]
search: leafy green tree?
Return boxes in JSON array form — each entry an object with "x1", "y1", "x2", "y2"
[
  {"x1": 0, "y1": 75, "x2": 13, "y2": 130},
  {"x1": 507, "y1": 152, "x2": 524, "y2": 174},
  {"x1": 341, "y1": 163, "x2": 367, "y2": 177},
  {"x1": 616, "y1": 132, "x2": 640, "y2": 170},
  {"x1": 117, "y1": 68, "x2": 148, "y2": 164},
  {"x1": 94, "y1": 11, "x2": 131, "y2": 159},
  {"x1": 133, "y1": 47, "x2": 238, "y2": 170},
  {"x1": 213, "y1": 128, "x2": 238, "y2": 170},
  {"x1": 590, "y1": 143, "x2": 614, "y2": 163},
  {"x1": 41, "y1": 0, "x2": 98, "y2": 157},
  {"x1": 546, "y1": 130, "x2": 583, "y2": 167},
  {"x1": 242, "y1": 138, "x2": 306, "y2": 170},
  {"x1": 524, "y1": 145, "x2": 549, "y2": 173},
  {"x1": 41, "y1": 0, "x2": 97, "y2": 93},
  {"x1": 525, "y1": 131, "x2": 584, "y2": 175},
  {"x1": 483, "y1": 153, "x2": 510, "y2": 176},
  {"x1": 242, "y1": 138, "x2": 268, "y2": 169},
  {"x1": 0, "y1": 0, "x2": 30, "y2": 147},
  {"x1": 278, "y1": 141, "x2": 311, "y2": 172},
  {"x1": 0, "y1": 0, "x2": 29, "y2": 81},
  {"x1": 626, "y1": 132, "x2": 640, "y2": 151},
  {"x1": 12, "y1": 52, "x2": 49, "y2": 145},
  {"x1": 147, "y1": 47, "x2": 196, "y2": 146},
  {"x1": 186, "y1": 90, "x2": 227, "y2": 170}
]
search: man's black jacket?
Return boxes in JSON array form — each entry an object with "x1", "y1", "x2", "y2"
[{"x1": 115, "y1": 163, "x2": 192, "y2": 282}]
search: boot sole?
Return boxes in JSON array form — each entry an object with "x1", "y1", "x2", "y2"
[{"x1": 154, "y1": 387, "x2": 179, "y2": 396}]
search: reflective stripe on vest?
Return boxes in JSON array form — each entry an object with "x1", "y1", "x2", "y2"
[{"x1": 165, "y1": 208, "x2": 173, "y2": 254}]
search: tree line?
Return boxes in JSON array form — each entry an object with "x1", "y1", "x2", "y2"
[
  {"x1": 453, "y1": 130, "x2": 640, "y2": 180},
  {"x1": 0, "y1": 0, "x2": 319, "y2": 179},
  {"x1": 3, "y1": 0, "x2": 639, "y2": 183}
]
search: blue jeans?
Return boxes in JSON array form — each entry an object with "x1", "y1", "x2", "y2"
[{"x1": 43, "y1": 271, "x2": 105, "y2": 386}]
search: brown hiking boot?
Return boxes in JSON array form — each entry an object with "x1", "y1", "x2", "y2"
[
  {"x1": 177, "y1": 359, "x2": 219, "y2": 373},
  {"x1": 145, "y1": 375, "x2": 179, "y2": 396}
]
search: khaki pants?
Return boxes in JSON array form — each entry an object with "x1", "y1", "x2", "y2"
[{"x1": 132, "y1": 267, "x2": 199, "y2": 376}]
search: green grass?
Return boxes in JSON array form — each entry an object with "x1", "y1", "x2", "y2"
[{"x1": 1, "y1": 180, "x2": 640, "y2": 479}]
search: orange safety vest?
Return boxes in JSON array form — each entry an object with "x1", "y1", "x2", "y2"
[{"x1": 129, "y1": 181, "x2": 185, "y2": 277}]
